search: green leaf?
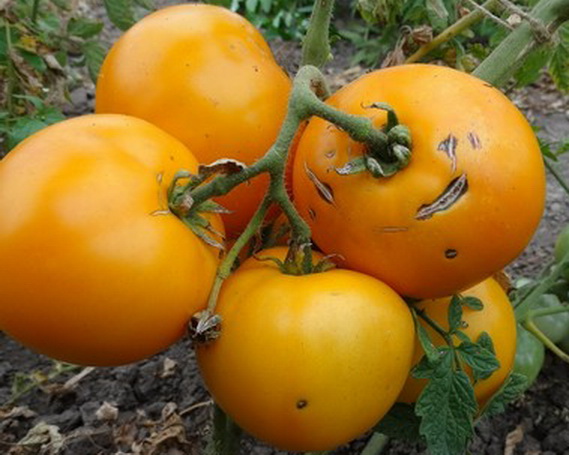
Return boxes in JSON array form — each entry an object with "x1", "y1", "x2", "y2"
[
  {"x1": 375, "y1": 403, "x2": 422, "y2": 443},
  {"x1": 448, "y1": 295, "x2": 463, "y2": 333},
  {"x1": 7, "y1": 117, "x2": 48, "y2": 150},
  {"x1": 36, "y1": 106, "x2": 65, "y2": 125},
  {"x1": 514, "y1": 46, "x2": 551, "y2": 87},
  {"x1": 104, "y1": 0, "x2": 136, "y2": 31},
  {"x1": 416, "y1": 320, "x2": 438, "y2": 362},
  {"x1": 18, "y1": 49, "x2": 47, "y2": 72},
  {"x1": 480, "y1": 373, "x2": 528, "y2": 418},
  {"x1": 549, "y1": 24, "x2": 569, "y2": 92},
  {"x1": 461, "y1": 296, "x2": 483, "y2": 311},
  {"x1": 477, "y1": 331, "x2": 496, "y2": 355},
  {"x1": 67, "y1": 18, "x2": 104, "y2": 39},
  {"x1": 426, "y1": 0, "x2": 448, "y2": 31},
  {"x1": 133, "y1": 0, "x2": 156, "y2": 9},
  {"x1": 83, "y1": 40, "x2": 107, "y2": 82},
  {"x1": 415, "y1": 350, "x2": 477, "y2": 455},
  {"x1": 457, "y1": 340, "x2": 500, "y2": 381}
]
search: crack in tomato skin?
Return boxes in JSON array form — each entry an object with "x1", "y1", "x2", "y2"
[
  {"x1": 437, "y1": 134, "x2": 458, "y2": 172},
  {"x1": 415, "y1": 173, "x2": 469, "y2": 221}
]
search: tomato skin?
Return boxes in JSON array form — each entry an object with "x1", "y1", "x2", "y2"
[
  {"x1": 197, "y1": 247, "x2": 415, "y2": 452},
  {"x1": 0, "y1": 114, "x2": 223, "y2": 366},
  {"x1": 514, "y1": 324, "x2": 545, "y2": 390},
  {"x1": 292, "y1": 64, "x2": 545, "y2": 299},
  {"x1": 95, "y1": 4, "x2": 291, "y2": 238},
  {"x1": 398, "y1": 278, "x2": 517, "y2": 405}
]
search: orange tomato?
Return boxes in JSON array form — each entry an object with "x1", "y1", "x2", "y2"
[
  {"x1": 398, "y1": 278, "x2": 517, "y2": 405},
  {"x1": 95, "y1": 4, "x2": 291, "y2": 238},
  {"x1": 197, "y1": 247, "x2": 415, "y2": 451},
  {"x1": 0, "y1": 114, "x2": 223, "y2": 366},
  {"x1": 292, "y1": 64, "x2": 545, "y2": 298}
]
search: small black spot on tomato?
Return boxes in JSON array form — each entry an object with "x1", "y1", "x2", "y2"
[
  {"x1": 296, "y1": 400, "x2": 308, "y2": 409},
  {"x1": 445, "y1": 249, "x2": 458, "y2": 259},
  {"x1": 325, "y1": 150, "x2": 336, "y2": 158},
  {"x1": 308, "y1": 208, "x2": 316, "y2": 220}
]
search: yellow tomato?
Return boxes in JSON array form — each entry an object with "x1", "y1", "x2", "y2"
[
  {"x1": 197, "y1": 247, "x2": 415, "y2": 451},
  {"x1": 398, "y1": 278, "x2": 517, "y2": 405},
  {"x1": 0, "y1": 114, "x2": 223, "y2": 366},
  {"x1": 96, "y1": 4, "x2": 291, "y2": 238}
]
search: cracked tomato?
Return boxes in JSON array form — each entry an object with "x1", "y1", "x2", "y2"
[
  {"x1": 95, "y1": 4, "x2": 291, "y2": 238},
  {"x1": 197, "y1": 247, "x2": 415, "y2": 452},
  {"x1": 292, "y1": 64, "x2": 545, "y2": 299},
  {"x1": 0, "y1": 114, "x2": 223, "y2": 366}
]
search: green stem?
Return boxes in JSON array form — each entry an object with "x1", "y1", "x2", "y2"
[
  {"x1": 208, "y1": 404, "x2": 242, "y2": 455},
  {"x1": 5, "y1": 24, "x2": 15, "y2": 117},
  {"x1": 473, "y1": 0, "x2": 569, "y2": 86},
  {"x1": 545, "y1": 158, "x2": 569, "y2": 197},
  {"x1": 406, "y1": 0, "x2": 499, "y2": 63},
  {"x1": 415, "y1": 308, "x2": 462, "y2": 369},
  {"x1": 205, "y1": 195, "x2": 272, "y2": 314},
  {"x1": 527, "y1": 304, "x2": 569, "y2": 318},
  {"x1": 301, "y1": 0, "x2": 335, "y2": 68},
  {"x1": 31, "y1": 0, "x2": 41, "y2": 24},
  {"x1": 523, "y1": 318, "x2": 569, "y2": 363},
  {"x1": 361, "y1": 432, "x2": 389, "y2": 455}
]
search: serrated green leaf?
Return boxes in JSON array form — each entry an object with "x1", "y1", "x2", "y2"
[
  {"x1": 375, "y1": 403, "x2": 422, "y2": 442},
  {"x1": 36, "y1": 106, "x2": 65, "y2": 125},
  {"x1": 426, "y1": 0, "x2": 448, "y2": 31},
  {"x1": 104, "y1": 0, "x2": 135, "y2": 31},
  {"x1": 412, "y1": 346, "x2": 449, "y2": 379},
  {"x1": 67, "y1": 18, "x2": 104, "y2": 39},
  {"x1": 18, "y1": 49, "x2": 47, "y2": 72},
  {"x1": 448, "y1": 295, "x2": 463, "y2": 333},
  {"x1": 83, "y1": 40, "x2": 107, "y2": 82},
  {"x1": 133, "y1": 0, "x2": 155, "y2": 10},
  {"x1": 416, "y1": 319, "x2": 438, "y2": 362},
  {"x1": 455, "y1": 330, "x2": 471, "y2": 343},
  {"x1": 479, "y1": 373, "x2": 528, "y2": 418},
  {"x1": 549, "y1": 24, "x2": 569, "y2": 92},
  {"x1": 415, "y1": 351, "x2": 477, "y2": 455},
  {"x1": 462, "y1": 296, "x2": 483, "y2": 311},
  {"x1": 457, "y1": 340, "x2": 500, "y2": 381},
  {"x1": 7, "y1": 117, "x2": 48, "y2": 150},
  {"x1": 477, "y1": 331, "x2": 495, "y2": 355}
]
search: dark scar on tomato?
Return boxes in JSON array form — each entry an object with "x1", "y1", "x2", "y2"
[
  {"x1": 416, "y1": 174, "x2": 468, "y2": 220},
  {"x1": 438, "y1": 134, "x2": 458, "y2": 173},
  {"x1": 378, "y1": 226, "x2": 409, "y2": 233},
  {"x1": 308, "y1": 208, "x2": 317, "y2": 220},
  {"x1": 325, "y1": 150, "x2": 336, "y2": 158},
  {"x1": 304, "y1": 163, "x2": 335, "y2": 205},
  {"x1": 467, "y1": 132, "x2": 482, "y2": 149},
  {"x1": 296, "y1": 400, "x2": 308, "y2": 409},
  {"x1": 445, "y1": 249, "x2": 458, "y2": 259}
]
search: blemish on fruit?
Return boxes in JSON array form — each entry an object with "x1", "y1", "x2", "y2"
[
  {"x1": 438, "y1": 134, "x2": 458, "y2": 173},
  {"x1": 468, "y1": 132, "x2": 482, "y2": 149},
  {"x1": 445, "y1": 249, "x2": 458, "y2": 259},
  {"x1": 378, "y1": 226, "x2": 409, "y2": 233},
  {"x1": 416, "y1": 174, "x2": 468, "y2": 220},
  {"x1": 308, "y1": 208, "x2": 316, "y2": 220},
  {"x1": 305, "y1": 163, "x2": 335, "y2": 205},
  {"x1": 296, "y1": 399, "x2": 308, "y2": 409},
  {"x1": 325, "y1": 150, "x2": 336, "y2": 158}
]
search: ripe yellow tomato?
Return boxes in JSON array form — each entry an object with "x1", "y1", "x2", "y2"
[
  {"x1": 398, "y1": 278, "x2": 517, "y2": 405},
  {"x1": 197, "y1": 247, "x2": 415, "y2": 452},
  {"x1": 292, "y1": 64, "x2": 545, "y2": 298},
  {"x1": 95, "y1": 4, "x2": 291, "y2": 238},
  {"x1": 0, "y1": 114, "x2": 223, "y2": 366}
]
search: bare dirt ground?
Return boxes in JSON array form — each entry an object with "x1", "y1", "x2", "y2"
[{"x1": 1, "y1": 7, "x2": 569, "y2": 455}]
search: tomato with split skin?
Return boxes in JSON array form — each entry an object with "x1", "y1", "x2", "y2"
[
  {"x1": 0, "y1": 114, "x2": 223, "y2": 366},
  {"x1": 292, "y1": 64, "x2": 545, "y2": 299},
  {"x1": 96, "y1": 4, "x2": 291, "y2": 238},
  {"x1": 197, "y1": 247, "x2": 415, "y2": 452}
]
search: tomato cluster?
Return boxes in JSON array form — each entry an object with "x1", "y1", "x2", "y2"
[{"x1": 0, "y1": 4, "x2": 547, "y2": 453}]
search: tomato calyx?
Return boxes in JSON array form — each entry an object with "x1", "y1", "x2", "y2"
[
  {"x1": 335, "y1": 102, "x2": 412, "y2": 179},
  {"x1": 253, "y1": 244, "x2": 336, "y2": 276},
  {"x1": 189, "y1": 310, "x2": 222, "y2": 345}
]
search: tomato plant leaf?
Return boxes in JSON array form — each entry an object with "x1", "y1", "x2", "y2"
[
  {"x1": 479, "y1": 373, "x2": 528, "y2": 418},
  {"x1": 67, "y1": 18, "x2": 104, "y2": 39},
  {"x1": 477, "y1": 331, "x2": 496, "y2": 355},
  {"x1": 375, "y1": 403, "x2": 422, "y2": 443},
  {"x1": 415, "y1": 349, "x2": 477, "y2": 455},
  {"x1": 426, "y1": 0, "x2": 448, "y2": 31},
  {"x1": 548, "y1": 24, "x2": 569, "y2": 92},
  {"x1": 514, "y1": 45, "x2": 552, "y2": 87},
  {"x1": 448, "y1": 295, "x2": 463, "y2": 333},
  {"x1": 416, "y1": 318, "x2": 439, "y2": 362},
  {"x1": 457, "y1": 340, "x2": 500, "y2": 381},
  {"x1": 6, "y1": 117, "x2": 48, "y2": 150},
  {"x1": 83, "y1": 40, "x2": 107, "y2": 83},
  {"x1": 103, "y1": 0, "x2": 136, "y2": 31},
  {"x1": 461, "y1": 296, "x2": 483, "y2": 311}
]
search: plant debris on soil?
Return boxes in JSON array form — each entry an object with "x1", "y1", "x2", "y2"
[{"x1": 2, "y1": 7, "x2": 569, "y2": 454}]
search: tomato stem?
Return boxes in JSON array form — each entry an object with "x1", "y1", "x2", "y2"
[
  {"x1": 360, "y1": 432, "x2": 389, "y2": 455},
  {"x1": 545, "y1": 158, "x2": 569, "y2": 197},
  {"x1": 523, "y1": 317, "x2": 569, "y2": 363},
  {"x1": 301, "y1": 0, "x2": 334, "y2": 68},
  {"x1": 405, "y1": 0, "x2": 500, "y2": 64},
  {"x1": 473, "y1": 0, "x2": 569, "y2": 86}
]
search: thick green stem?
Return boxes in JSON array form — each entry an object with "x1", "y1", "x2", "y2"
[
  {"x1": 361, "y1": 432, "x2": 389, "y2": 455},
  {"x1": 207, "y1": 404, "x2": 241, "y2": 455},
  {"x1": 473, "y1": 0, "x2": 569, "y2": 86},
  {"x1": 545, "y1": 158, "x2": 569, "y2": 197},
  {"x1": 406, "y1": 0, "x2": 499, "y2": 64},
  {"x1": 524, "y1": 318, "x2": 569, "y2": 363},
  {"x1": 301, "y1": 0, "x2": 335, "y2": 68}
]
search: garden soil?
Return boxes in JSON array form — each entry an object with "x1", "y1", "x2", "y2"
[{"x1": 1, "y1": 18, "x2": 569, "y2": 455}]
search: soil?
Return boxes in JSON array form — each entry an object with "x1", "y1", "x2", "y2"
[{"x1": 2, "y1": 4, "x2": 569, "y2": 455}]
